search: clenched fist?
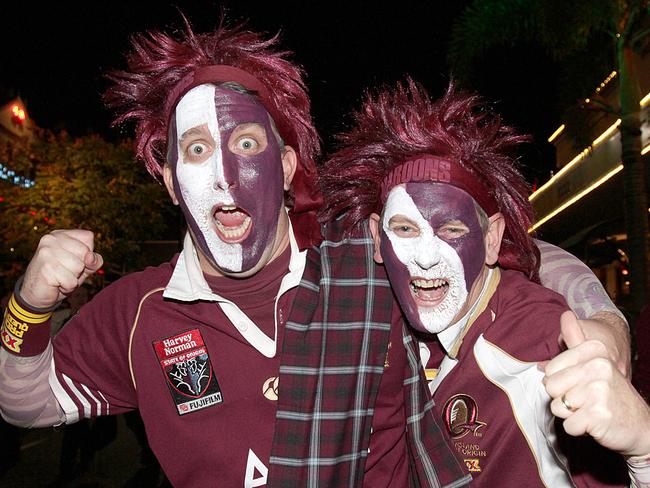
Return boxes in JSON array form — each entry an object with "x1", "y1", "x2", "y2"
[{"x1": 19, "y1": 229, "x2": 104, "y2": 309}]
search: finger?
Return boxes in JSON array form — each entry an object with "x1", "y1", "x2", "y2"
[
  {"x1": 548, "y1": 358, "x2": 620, "y2": 421},
  {"x1": 44, "y1": 263, "x2": 80, "y2": 295},
  {"x1": 561, "y1": 409, "x2": 590, "y2": 437},
  {"x1": 545, "y1": 364, "x2": 580, "y2": 399},
  {"x1": 549, "y1": 393, "x2": 581, "y2": 420},
  {"x1": 51, "y1": 229, "x2": 95, "y2": 252},
  {"x1": 79, "y1": 252, "x2": 103, "y2": 283},
  {"x1": 544, "y1": 339, "x2": 609, "y2": 377},
  {"x1": 538, "y1": 360, "x2": 549, "y2": 372},
  {"x1": 83, "y1": 252, "x2": 103, "y2": 272},
  {"x1": 49, "y1": 232, "x2": 94, "y2": 260},
  {"x1": 560, "y1": 381, "x2": 613, "y2": 437},
  {"x1": 41, "y1": 246, "x2": 88, "y2": 279},
  {"x1": 560, "y1": 311, "x2": 586, "y2": 349}
]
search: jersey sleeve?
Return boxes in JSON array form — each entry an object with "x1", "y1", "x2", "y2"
[
  {"x1": 49, "y1": 278, "x2": 141, "y2": 422},
  {"x1": 0, "y1": 344, "x2": 65, "y2": 427},
  {"x1": 628, "y1": 456, "x2": 650, "y2": 488},
  {"x1": 536, "y1": 240, "x2": 625, "y2": 322}
]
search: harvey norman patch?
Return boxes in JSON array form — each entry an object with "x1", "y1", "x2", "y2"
[{"x1": 153, "y1": 329, "x2": 223, "y2": 416}]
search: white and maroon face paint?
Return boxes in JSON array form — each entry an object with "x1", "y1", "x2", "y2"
[
  {"x1": 380, "y1": 183, "x2": 486, "y2": 333},
  {"x1": 169, "y1": 84, "x2": 284, "y2": 273}
]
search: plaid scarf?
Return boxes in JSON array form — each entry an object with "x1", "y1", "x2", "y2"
[{"x1": 268, "y1": 220, "x2": 470, "y2": 487}]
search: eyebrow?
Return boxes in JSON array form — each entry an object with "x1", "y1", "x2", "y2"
[
  {"x1": 228, "y1": 122, "x2": 265, "y2": 133},
  {"x1": 388, "y1": 215, "x2": 419, "y2": 225},
  {"x1": 440, "y1": 219, "x2": 468, "y2": 226},
  {"x1": 180, "y1": 126, "x2": 209, "y2": 142}
]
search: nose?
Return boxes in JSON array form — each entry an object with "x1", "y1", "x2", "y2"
[
  {"x1": 414, "y1": 239, "x2": 440, "y2": 270},
  {"x1": 213, "y1": 159, "x2": 236, "y2": 191},
  {"x1": 213, "y1": 150, "x2": 238, "y2": 191},
  {"x1": 214, "y1": 177, "x2": 232, "y2": 191}
]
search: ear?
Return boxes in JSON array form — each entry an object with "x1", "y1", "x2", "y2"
[
  {"x1": 484, "y1": 212, "x2": 505, "y2": 266},
  {"x1": 163, "y1": 164, "x2": 179, "y2": 205},
  {"x1": 281, "y1": 145, "x2": 298, "y2": 191},
  {"x1": 368, "y1": 213, "x2": 384, "y2": 264}
]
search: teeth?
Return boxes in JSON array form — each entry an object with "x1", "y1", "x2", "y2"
[
  {"x1": 219, "y1": 205, "x2": 236, "y2": 211},
  {"x1": 410, "y1": 278, "x2": 448, "y2": 289},
  {"x1": 215, "y1": 216, "x2": 251, "y2": 239}
]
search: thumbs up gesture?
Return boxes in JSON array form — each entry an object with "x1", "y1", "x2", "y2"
[{"x1": 543, "y1": 311, "x2": 650, "y2": 458}]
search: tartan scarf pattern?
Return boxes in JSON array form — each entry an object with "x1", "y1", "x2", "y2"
[{"x1": 268, "y1": 220, "x2": 470, "y2": 488}]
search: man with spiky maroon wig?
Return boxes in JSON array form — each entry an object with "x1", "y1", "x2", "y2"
[
  {"x1": 320, "y1": 80, "x2": 632, "y2": 487},
  {"x1": 0, "y1": 21, "x2": 471, "y2": 487}
]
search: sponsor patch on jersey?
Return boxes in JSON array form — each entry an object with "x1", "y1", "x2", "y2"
[
  {"x1": 262, "y1": 376, "x2": 279, "y2": 401},
  {"x1": 442, "y1": 393, "x2": 486, "y2": 439},
  {"x1": 464, "y1": 458, "x2": 482, "y2": 472},
  {"x1": 153, "y1": 329, "x2": 223, "y2": 416}
]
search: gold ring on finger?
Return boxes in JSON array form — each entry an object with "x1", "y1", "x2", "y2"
[{"x1": 561, "y1": 393, "x2": 577, "y2": 412}]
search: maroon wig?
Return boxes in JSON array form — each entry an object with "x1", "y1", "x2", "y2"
[
  {"x1": 104, "y1": 18, "x2": 322, "y2": 248},
  {"x1": 320, "y1": 79, "x2": 540, "y2": 281}
]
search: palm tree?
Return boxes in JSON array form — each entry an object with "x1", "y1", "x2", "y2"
[{"x1": 450, "y1": 0, "x2": 650, "y2": 318}]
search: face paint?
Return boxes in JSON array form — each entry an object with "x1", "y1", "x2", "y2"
[
  {"x1": 379, "y1": 183, "x2": 486, "y2": 333},
  {"x1": 169, "y1": 84, "x2": 285, "y2": 274}
]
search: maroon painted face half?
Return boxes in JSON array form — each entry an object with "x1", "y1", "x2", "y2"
[
  {"x1": 377, "y1": 182, "x2": 487, "y2": 333},
  {"x1": 167, "y1": 84, "x2": 286, "y2": 274}
]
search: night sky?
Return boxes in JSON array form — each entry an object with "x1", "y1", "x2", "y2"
[{"x1": 1, "y1": 1, "x2": 561, "y2": 182}]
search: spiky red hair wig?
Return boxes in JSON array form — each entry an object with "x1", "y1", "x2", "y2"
[
  {"x1": 104, "y1": 18, "x2": 322, "y2": 247},
  {"x1": 320, "y1": 79, "x2": 540, "y2": 280}
]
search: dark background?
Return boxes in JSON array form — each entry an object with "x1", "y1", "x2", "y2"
[{"x1": 1, "y1": 0, "x2": 561, "y2": 181}]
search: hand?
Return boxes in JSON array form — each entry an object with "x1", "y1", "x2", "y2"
[
  {"x1": 19, "y1": 229, "x2": 103, "y2": 309},
  {"x1": 544, "y1": 311, "x2": 650, "y2": 458},
  {"x1": 563, "y1": 310, "x2": 631, "y2": 378}
]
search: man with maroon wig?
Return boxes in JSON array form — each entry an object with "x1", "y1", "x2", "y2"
[
  {"x1": 0, "y1": 22, "x2": 470, "y2": 487},
  {"x1": 320, "y1": 79, "x2": 635, "y2": 486}
]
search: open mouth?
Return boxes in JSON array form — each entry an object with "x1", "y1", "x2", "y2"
[
  {"x1": 212, "y1": 204, "x2": 252, "y2": 243},
  {"x1": 410, "y1": 277, "x2": 449, "y2": 307}
]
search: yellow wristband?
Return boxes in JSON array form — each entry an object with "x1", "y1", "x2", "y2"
[{"x1": 1, "y1": 293, "x2": 52, "y2": 355}]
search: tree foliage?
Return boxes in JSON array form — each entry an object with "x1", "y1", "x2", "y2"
[
  {"x1": 450, "y1": 0, "x2": 624, "y2": 110},
  {"x1": 0, "y1": 132, "x2": 175, "y2": 294},
  {"x1": 449, "y1": 0, "x2": 650, "y2": 317}
]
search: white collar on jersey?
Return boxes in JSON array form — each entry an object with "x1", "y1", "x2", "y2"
[{"x1": 163, "y1": 214, "x2": 307, "y2": 358}]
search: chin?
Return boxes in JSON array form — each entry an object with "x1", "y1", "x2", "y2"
[
  {"x1": 417, "y1": 311, "x2": 455, "y2": 334},
  {"x1": 416, "y1": 291, "x2": 466, "y2": 334},
  {"x1": 221, "y1": 262, "x2": 264, "y2": 279}
]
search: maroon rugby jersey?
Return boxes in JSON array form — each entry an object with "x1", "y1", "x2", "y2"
[
  {"x1": 49, "y1": 243, "x2": 416, "y2": 486},
  {"x1": 423, "y1": 269, "x2": 628, "y2": 487},
  {"x1": 52, "y1": 248, "x2": 294, "y2": 487}
]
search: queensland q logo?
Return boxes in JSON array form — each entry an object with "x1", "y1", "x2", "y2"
[{"x1": 442, "y1": 393, "x2": 486, "y2": 439}]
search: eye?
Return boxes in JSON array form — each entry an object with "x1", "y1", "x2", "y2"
[
  {"x1": 189, "y1": 143, "x2": 207, "y2": 156},
  {"x1": 236, "y1": 137, "x2": 258, "y2": 152},
  {"x1": 228, "y1": 123, "x2": 268, "y2": 155},
  {"x1": 183, "y1": 141, "x2": 213, "y2": 163},
  {"x1": 389, "y1": 222, "x2": 420, "y2": 238},
  {"x1": 437, "y1": 224, "x2": 469, "y2": 240}
]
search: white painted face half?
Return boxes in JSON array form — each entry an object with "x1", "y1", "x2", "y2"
[
  {"x1": 381, "y1": 186, "x2": 468, "y2": 333},
  {"x1": 174, "y1": 84, "x2": 243, "y2": 272}
]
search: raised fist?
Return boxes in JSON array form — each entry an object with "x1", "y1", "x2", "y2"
[{"x1": 19, "y1": 229, "x2": 103, "y2": 309}]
